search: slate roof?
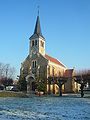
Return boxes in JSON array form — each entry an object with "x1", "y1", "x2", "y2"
[
  {"x1": 45, "y1": 54, "x2": 66, "y2": 68},
  {"x1": 34, "y1": 15, "x2": 42, "y2": 35},
  {"x1": 30, "y1": 15, "x2": 45, "y2": 39}
]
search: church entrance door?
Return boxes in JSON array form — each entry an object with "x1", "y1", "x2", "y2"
[
  {"x1": 26, "y1": 75, "x2": 35, "y2": 94},
  {"x1": 32, "y1": 82, "x2": 35, "y2": 91}
]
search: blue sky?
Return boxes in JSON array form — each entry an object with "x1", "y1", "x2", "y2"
[{"x1": 0, "y1": 0, "x2": 90, "y2": 78}]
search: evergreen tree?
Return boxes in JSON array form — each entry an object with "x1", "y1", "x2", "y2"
[{"x1": 18, "y1": 73, "x2": 27, "y2": 91}]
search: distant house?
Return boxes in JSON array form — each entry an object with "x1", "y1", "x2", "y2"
[{"x1": 20, "y1": 14, "x2": 79, "y2": 94}]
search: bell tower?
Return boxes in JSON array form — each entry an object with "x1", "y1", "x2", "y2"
[{"x1": 29, "y1": 14, "x2": 45, "y2": 57}]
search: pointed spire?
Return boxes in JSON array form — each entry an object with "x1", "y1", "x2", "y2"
[
  {"x1": 34, "y1": 7, "x2": 42, "y2": 36},
  {"x1": 37, "y1": 5, "x2": 39, "y2": 16},
  {"x1": 30, "y1": 7, "x2": 45, "y2": 40}
]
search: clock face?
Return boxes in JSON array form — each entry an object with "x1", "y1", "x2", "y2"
[
  {"x1": 32, "y1": 47, "x2": 36, "y2": 51},
  {"x1": 33, "y1": 51, "x2": 36, "y2": 54},
  {"x1": 32, "y1": 47, "x2": 37, "y2": 54}
]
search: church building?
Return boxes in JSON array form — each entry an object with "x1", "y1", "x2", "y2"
[{"x1": 20, "y1": 14, "x2": 79, "y2": 94}]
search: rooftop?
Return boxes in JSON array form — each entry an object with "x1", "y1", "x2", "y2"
[{"x1": 45, "y1": 54, "x2": 66, "y2": 68}]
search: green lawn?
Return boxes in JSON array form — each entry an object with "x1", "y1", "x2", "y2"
[{"x1": 0, "y1": 91, "x2": 28, "y2": 98}]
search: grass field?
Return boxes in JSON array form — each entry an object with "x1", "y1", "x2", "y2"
[{"x1": 0, "y1": 91, "x2": 28, "y2": 98}]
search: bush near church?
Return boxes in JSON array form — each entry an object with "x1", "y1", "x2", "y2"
[{"x1": 18, "y1": 75, "x2": 27, "y2": 91}]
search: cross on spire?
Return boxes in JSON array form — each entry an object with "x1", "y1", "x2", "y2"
[
  {"x1": 30, "y1": 6, "x2": 44, "y2": 39},
  {"x1": 37, "y1": 5, "x2": 39, "y2": 16}
]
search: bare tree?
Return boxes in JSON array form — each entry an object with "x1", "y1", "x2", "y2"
[
  {"x1": 0, "y1": 63, "x2": 16, "y2": 87},
  {"x1": 74, "y1": 69, "x2": 90, "y2": 97},
  {"x1": 3, "y1": 64, "x2": 15, "y2": 79},
  {"x1": 0, "y1": 63, "x2": 4, "y2": 79},
  {"x1": 0, "y1": 63, "x2": 16, "y2": 79}
]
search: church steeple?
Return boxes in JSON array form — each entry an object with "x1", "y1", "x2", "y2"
[
  {"x1": 29, "y1": 11, "x2": 45, "y2": 56},
  {"x1": 34, "y1": 15, "x2": 42, "y2": 36}
]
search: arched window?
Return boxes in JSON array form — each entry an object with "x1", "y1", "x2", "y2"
[
  {"x1": 48, "y1": 66, "x2": 50, "y2": 76},
  {"x1": 52, "y1": 67, "x2": 54, "y2": 76},
  {"x1": 32, "y1": 60, "x2": 37, "y2": 68},
  {"x1": 35, "y1": 61, "x2": 36, "y2": 68},
  {"x1": 41, "y1": 41, "x2": 44, "y2": 47},
  {"x1": 32, "y1": 61, "x2": 34, "y2": 68},
  {"x1": 32, "y1": 41, "x2": 34, "y2": 47},
  {"x1": 35, "y1": 40, "x2": 37, "y2": 46}
]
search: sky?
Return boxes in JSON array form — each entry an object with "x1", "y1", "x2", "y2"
[{"x1": 0, "y1": 0, "x2": 90, "y2": 79}]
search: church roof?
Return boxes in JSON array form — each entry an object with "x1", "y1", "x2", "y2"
[
  {"x1": 45, "y1": 54, "x2": 66, "y2": 68},
  {"x1": 30, "y1": 15, "x2": 45, "y2": 39},
  {"x1": 34, "y1": 15, "x2": 42, "y2": 36}
]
